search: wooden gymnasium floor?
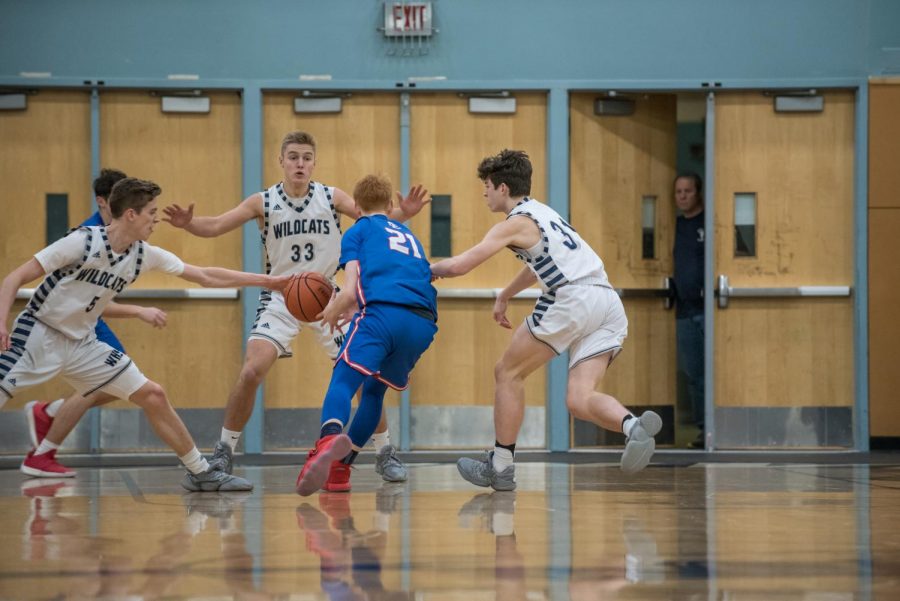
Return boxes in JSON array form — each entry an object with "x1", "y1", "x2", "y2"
[{"x1": 1, "y1": 455, "x2": 899, "y2": 600}]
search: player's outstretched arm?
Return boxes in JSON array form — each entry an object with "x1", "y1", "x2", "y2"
[
  {"x1": 0, "y1": 259, "x2": 45, "y2": 351},
  {"x1": 430, "y1": 217, "x2": 533, "y2": 279},
  {"x1": 179, "y1": 264, "x2": 291, "y2": 292},
  {"x1": 102, "y1": 301, "x2": 168, "y2": 329},
  {"x1": 162, "y1": 193, "x2": 263, "y2": 238}
]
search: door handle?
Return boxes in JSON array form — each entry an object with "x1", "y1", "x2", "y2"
[
  {"x1": 614, "y1": 277, "x2": 674, "y2": 309},
  {"x1": 716, "y1": 274, "x2": 851, "y2": 309}
]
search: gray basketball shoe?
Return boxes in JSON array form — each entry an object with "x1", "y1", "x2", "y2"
[
  {"x1": 457, "y1": 451, "x2": 516, "y2": 491},
  {"x1": 208, "y1": 441, "x2": 233, "y2": 474},
  {"x1": 181, "y1": 465, "x2": 254, "y2": 492},
  {"x1": 374, "y1": 445, "x2": 408, "y2": 482},
  {"x1": 621, "y1": 410, "x2": 663, "y2": 475}
]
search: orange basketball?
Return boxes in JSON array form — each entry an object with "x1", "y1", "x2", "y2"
[{"x1": 284, "y1": 272, "x2": 334, "y2": 322}]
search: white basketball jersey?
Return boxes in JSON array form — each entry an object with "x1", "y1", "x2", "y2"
[
  {"x1": 260, "y1": 181, "x2": 342, "y2": 278},
  {"x1": 507, "y1": 198, "x2": 611, "y2": 292},
  {"x1": 27, "y1": 227, "x2": 145, "y2": 339}
]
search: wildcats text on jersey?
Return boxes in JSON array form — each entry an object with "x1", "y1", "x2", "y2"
[
  {"x1": 74, "y1": 267, "x2": 129, "y2": 294},
  {"x1": 272, "y1": 218, "x2": 332, "y2": 239}
]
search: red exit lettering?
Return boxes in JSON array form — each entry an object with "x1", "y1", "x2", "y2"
[{"x1": 392, "y1": 4, "x2": 426, "y2": 32}]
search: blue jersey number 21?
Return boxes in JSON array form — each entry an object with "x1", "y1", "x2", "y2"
[{"x1": 386, "y1": 228, "x2": 422, "y2": 258}]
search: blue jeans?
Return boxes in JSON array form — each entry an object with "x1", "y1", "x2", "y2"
[{"x1": 676, "y1": 314, "x2": 705, "y2": 430}]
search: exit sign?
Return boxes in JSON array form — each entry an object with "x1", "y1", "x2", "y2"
[{"x1": 383, "y1": 2, "x2": 433, "y2": 37}]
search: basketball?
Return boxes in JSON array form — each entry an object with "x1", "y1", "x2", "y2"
[{"x1": 284, "y1": 272, "x2": 334, "y2": 322}]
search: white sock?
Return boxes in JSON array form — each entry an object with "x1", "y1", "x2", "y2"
[
  {"x1": 46, "y1": 398, "x2": 65, "y2": 417},
  {"x1": 220, "y1": 428, "x2": 242, "y2": 451},
  {"x1": 180, "y1": 447, "x2": 210, "y2": 474},
  {"x1": 372, "y1": 430, "x2": 391, "y2": 452},
  {"x1": 492, "y1": 446, "x2": 514, "y2": 472},
  {"x1": 623, "y1": 414, "x2": 637, "y2": 437},
  {"x1": 35, "y1": 439, "x2": 60, "y2": 456}
]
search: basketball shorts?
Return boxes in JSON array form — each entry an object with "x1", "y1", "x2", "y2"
[
  {"x1": 526, "y1": 284, "x2": 628, "y2": 368},
  {"x1": 337, "y1": 303, "x2": 438, "y2": 390},
  {"x1": 0, "y1": 313, "x2": 148, "y2": 402},
  {"x1": 249, "y1": 290, "x2": 344, "y2": 359}
]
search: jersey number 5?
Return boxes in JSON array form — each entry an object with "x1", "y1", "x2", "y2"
[{"x1": 386, "y1": 228, "x2": 422, "y2": 258}]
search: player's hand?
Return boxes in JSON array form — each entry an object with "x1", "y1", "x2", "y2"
[
  {"x1": 267, "y1": 274, "x2": 293, "y2": 292},
  {"x1": 397, "y1": 184, "x2": 431, "y2": 219},
  {"x1": 162, "y1": 203, "x2": 195, "y2": 228},
  {"x1": 137, "y1": 307, "x2": 168, "y2": 329},
  {"x1": 492, "y1": 297, "x2": 512, "y2": 329},
  {"x1": 0, "y1": 324, "x2": 10, "y2": 352}
]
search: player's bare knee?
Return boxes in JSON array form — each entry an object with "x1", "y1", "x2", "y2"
[
  {"x1": 238, "y1": 360, "x2": 268, "y2": 387},
  {"x1": 130, "y1": 381, "x2": 169, "y2": 412},
  {"x1": 565, "y1": 393, "x2": 588, "y2": 419},
  {"x1": 494, "y1": 359, "x2": 514, "y2": 385}
]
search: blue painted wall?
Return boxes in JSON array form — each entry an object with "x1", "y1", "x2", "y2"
[{"x1": 1, "y1": 0, "x2": 897, "y2": 85}]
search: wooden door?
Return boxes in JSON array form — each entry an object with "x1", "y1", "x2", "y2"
[
  {"x1": 569, "y1": 93, "x2": 678, "y2": 447},
  {"x1": 0, "y1": 90, "x2": 92, "y2": 413},
  {"x1": 713, "y1": 91, "x2": 855, "y2": 448},
  {"x1": 868, "y1": 81, "x2": 900, "y2": 441},
  {"x1": 408, "y1": 92, "x2": 548, "y2": 449}
]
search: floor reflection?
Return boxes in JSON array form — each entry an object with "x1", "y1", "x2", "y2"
[{"x1": 0, "y1": 462, "x2": 898, "y2": 600}]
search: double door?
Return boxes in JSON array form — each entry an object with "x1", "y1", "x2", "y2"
[{"x1": 570, "y1": 90, "x2": 856, "y2": 449}]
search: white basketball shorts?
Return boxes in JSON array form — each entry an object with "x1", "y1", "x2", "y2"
[
  {"x1": 525, "y1": 284, "x2": 628, "y2": 368},
  {"x1": 0, "y1": 313, "x2": 148, "y2": 402},
  {"x1": 249, "y1": 290, "x2": 344, "y2": 359}
]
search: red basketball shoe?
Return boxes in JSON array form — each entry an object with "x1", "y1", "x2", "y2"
[
  {"x1": 25, "y1": 401, "x2": 53, "y2": 447},
  {"x1": 21, "y1": 450, "x2": 75, "y2": 478},
  {"x1": 296, "y1": 434, "x2": 351, "y2": 496},
  {"x1": 323, "y1": 462, "x2": 352, "y2": 493}
]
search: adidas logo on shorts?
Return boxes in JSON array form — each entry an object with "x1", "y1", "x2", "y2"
[
  {"x1": 92, "y1": 251, "x2": 101, "y2": 258},
  {"x1": 261, "y1": 322, "x2": 270, "y2": 329},
  {"x1": 7, "y1": 378, "x2": 15, "y2": 385}
]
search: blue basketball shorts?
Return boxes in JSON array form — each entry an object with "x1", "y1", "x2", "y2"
[{"x1": 337, "y1": 303, "x2": 437, "y2": 390}]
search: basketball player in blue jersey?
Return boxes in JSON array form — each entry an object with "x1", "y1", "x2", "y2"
[
  {"x1": 163, "y1": 131, "x2": 430, "y2": 490},
  {"x1": 0, "y1": 177, "x2": 291, "y2": 491},
  {"x1": 296, "y1": 174, "x2": 437, "y2": 496},
  {"x1": 21, "y1": 168, "x2": 171, "y2": 477},
  {"x1": 431, "y1": 150, "x2": 662, "y2": 491}
]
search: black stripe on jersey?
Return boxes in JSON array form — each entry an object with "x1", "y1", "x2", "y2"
[
  {"x1": 534, "y1": 255, "x2": 553, "y2": 270},
  {"x1": 132, "y1": 241, "x2": 144, "y2": 282},
  {"x1": 327, "y1": 187, "x2": 343, "y2": 235},
  {"x1": 261, "y1": 190, "x2": 270, "y2": 245},
  {"x1": 545, "y1": 272, "x2": 567, "y2": 288},
  {"x1": 100, "y1": 226, "x2": 133, "y2": 266},
  {"x1": 277, "y1": 181, "x2": 315, "y2": 215}
]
